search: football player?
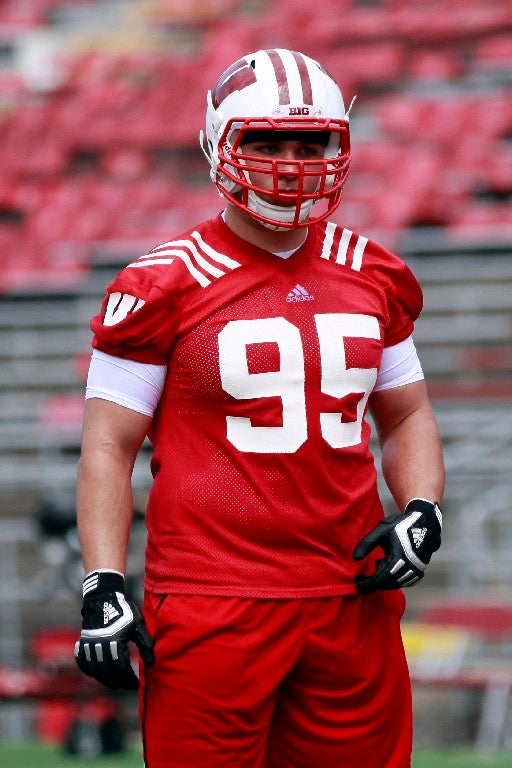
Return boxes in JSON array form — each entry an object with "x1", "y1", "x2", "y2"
[{"x1": 75, "y1": 48, "x2": 444, "y2": 768}]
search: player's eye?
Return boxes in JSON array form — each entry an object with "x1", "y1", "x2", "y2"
[
  {"x1": 297, "y1": 145, "x2": 324, "y2": 159},
  {"x1": 244, "y1": 142, "x2": 280, "y2": 156}
]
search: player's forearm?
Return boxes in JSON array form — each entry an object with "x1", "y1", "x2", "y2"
[
  {"x1": 77, "y1": 449, "x2": 135, "y2": 574},
  {"x1": 76, "y1": 397, "x2": 151, "y2": 574},
  {"x1": 380, "y1": 402, "x2": 445, "y2": 510}
]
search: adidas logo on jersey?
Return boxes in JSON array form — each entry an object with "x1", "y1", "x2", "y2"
[
  {"x1": 103, "y1": 601, "x2": 121, "y2": 625},
  {"x1": 286, "y1": 284, "x2": 314, "y2": 302},
  {"x1": 411, "y1": 527, "x2": 427, "y2": 548}
]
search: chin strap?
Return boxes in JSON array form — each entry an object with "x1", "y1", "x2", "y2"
[{"x1": 247, "y1": 189, "x2": 314, "y2": 230}]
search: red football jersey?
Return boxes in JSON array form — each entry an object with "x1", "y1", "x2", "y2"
[{"x1": 91, "y1": 214, "x2": 423, "y2": 597}]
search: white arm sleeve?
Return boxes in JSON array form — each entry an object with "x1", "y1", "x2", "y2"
[
  {"x1": 85, "y1": 349, "x2": 167, "y2": 416},
  {"x1": 373, "y1": 336, "x2": 424, "y2": 392},
  {"x1": 85, "y1": 338, "x2": 421, "y2": 415}
]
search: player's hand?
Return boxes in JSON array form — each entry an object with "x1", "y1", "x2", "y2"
[
  {"x1": 353, "y1": 499, "x2": 442, "y2": 594},
  {"x1": 74, "y1": 570, "x2": 154, "y2": 690}
]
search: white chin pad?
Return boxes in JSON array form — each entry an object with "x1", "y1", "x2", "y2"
[{"x1": 247, "y1": 190, "x2": 314, "y2": 230}]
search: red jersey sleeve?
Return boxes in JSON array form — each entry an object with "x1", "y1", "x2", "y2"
[
  {"x1": 91, "y1": 261, "x2": 181, "y2": 364},
  {"x1": 362, "y1": 240, "x2": 423, "y2": 348}
]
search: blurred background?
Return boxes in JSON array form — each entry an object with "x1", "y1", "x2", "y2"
[{"x1": 0, "y1": 0, "x2": 511, "y2": 762}]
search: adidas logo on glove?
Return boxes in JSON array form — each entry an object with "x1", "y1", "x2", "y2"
[
  {"x1": 411, "y1": 527, "x2": 427, "y2": 548},
  {"x1": 103, "y1": 601, "x2": 121, "y2": 625}
]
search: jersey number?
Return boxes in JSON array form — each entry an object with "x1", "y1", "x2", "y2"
[{"x1": 218, "y1": 314, "x2": 379, "y2": 453}]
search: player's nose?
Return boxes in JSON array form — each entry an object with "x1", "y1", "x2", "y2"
[{"x1": 277, "y1": 154, "x2": 300, "y2": 178}]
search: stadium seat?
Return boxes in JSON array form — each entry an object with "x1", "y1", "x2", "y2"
[
  {"x1": 39, "y1": 394, "x2": 84, "y2": 439},
  {"x1": 407, "y1": 49, "x2": 464, "y2": 82},
  {"x1": 390, "y1": 2, "x2": 512, "y2": 43},
  {"x1": 420, "y1": 602, "x2": 512, "y2": 639},
  {"x1": 328, "y1": 42, "x2": 406, "y2": 93},
  {"x1": 100, "y1": 145, "x2": 152, "y2": 181},
  {"x1": 472, "y1": 32, "x2": 512, "y2": 72},
  {"x1": 0, "y1": 0, "x2": 50, "y2": 28}
]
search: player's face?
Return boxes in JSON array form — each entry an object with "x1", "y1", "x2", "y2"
[{"x1": 240, "y1": 137, "x2": 325, "y2": 205}]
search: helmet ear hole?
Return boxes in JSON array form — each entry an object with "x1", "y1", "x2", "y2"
[{"x1": 200, "y1": 48, "x2": 352, "y2": 228}]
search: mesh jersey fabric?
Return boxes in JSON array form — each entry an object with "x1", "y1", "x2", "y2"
[{"x1": 90, "y1": 214, "x2": 423, "y2": 598}]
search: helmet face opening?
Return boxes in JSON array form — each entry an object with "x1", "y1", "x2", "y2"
[
  {"x1": 215, "y1": 117, "x2": 351, "y2": 228},
  {"x1": 201, "y1": 49, "x2": 353, "y2": 229}
]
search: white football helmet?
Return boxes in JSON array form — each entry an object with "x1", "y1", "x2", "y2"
[{"x1": 200, "y1": 48, "x2": 352, "y2": 230}]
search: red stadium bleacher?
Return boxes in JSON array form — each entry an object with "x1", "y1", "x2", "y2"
[
  {"x1": 472, "y1": 32, "x2": 512, "y2": 72},
  {"x1": 407, "y1": 49, "x2": 464, "y2": 83},
  {"x1": 0, "y1": 0, "x2": 509, "y2": 291}
]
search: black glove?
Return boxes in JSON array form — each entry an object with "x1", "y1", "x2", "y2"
[
  {"x1": 353, "y1": 499, "x2": 442, "y2": 594},
  {"x1": 75, "y1": 570, "x2": 154, "y2": 689}
]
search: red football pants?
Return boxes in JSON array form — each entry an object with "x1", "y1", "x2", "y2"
[{"x1": 139, "y1": 591, "x2": 412, "y2": 768}]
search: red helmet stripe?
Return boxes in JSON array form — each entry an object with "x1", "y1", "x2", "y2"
[
  {"x1": 212, "y1": 58, "x2": 257, "y2": 109},
  {"x1": 267, "y1": 50, "x2": 289, "y2": 104},
  {"x1": 291, "y1": 51, "x2": 313, "y2": 105},
  {"x1": 267, "y1": 49, "x2": 314, "y2": 106}
]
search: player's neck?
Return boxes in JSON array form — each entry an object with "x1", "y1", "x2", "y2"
[{"x1": 224, "y1": 205, "x2": 308, "y2": 253}]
